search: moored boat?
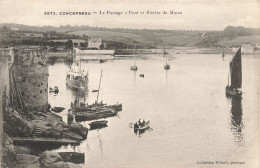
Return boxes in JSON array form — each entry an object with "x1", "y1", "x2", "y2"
[
  {"x1": 49, "y1": 86, "x2": 59, "y2": 93},
  {"x1": 66, "y1": 63, "x2": 88, "y2": 90}
]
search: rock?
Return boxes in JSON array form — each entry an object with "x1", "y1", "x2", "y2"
[
  {"x1": 64, "y1": 132, "x2": 84, "y2": 141},
  {"x1": 78, "y1": 127, "x2": 88, "y2": 139},
  {"x1": 2, "y1": 133, "x2": 17, "y2": 167},
  {"x1": 39, "y1": 151, "x2": 68, "y2": 168},
  {"x1": 58, "y1": 152, "x2": 85, "y2": 164},
  {"x1": 14, "y1": 145, "x2": 32, "y2": 154},
  {"x1": 16, "y1": 154, "x2": 41, "y2": 168},
  {"x1": 69, "y1": 123, "x2": 88, "y2": 140},
  {"x1": 67, "y1": 162, "x2": 82, "y2": 168},
  {"x1": 3, "y1": 108, "x2": 31, "y2": 137},
  {"x1": 89, "y1": 120, "x2": 108, "y2": 130},
  {"x1": 70, "y1": 123, "x2": 83, "y2": 133}
]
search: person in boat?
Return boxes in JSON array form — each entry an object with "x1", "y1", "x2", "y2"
[
  {"x1": 134, "y1": 122, "x2": 139, "y2": 129},
  {"x1": 142, "y1": 119, "x2": 146, "y2": 126},
  {"x1": 139, "y1": 119, "x2": 144, "y2": 127}
]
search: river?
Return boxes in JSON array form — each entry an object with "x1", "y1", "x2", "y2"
[{"x1": 48, "y1": 52, "x2": 259, "y2": 168}]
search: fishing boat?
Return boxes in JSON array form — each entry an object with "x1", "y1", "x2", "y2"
[
  {"x1": 51, "y1": 107, "x2": 65, "y2": 113},
  {"x1": 66, "y1": 63, "x2": 88, "y2": 90},
  {"x1": 226, "y1": 47, "x2": 242, "y2": 97},
  {"x1": 164, "y1": 54, "x2": 170, "y2": 70},
  {"x1": 134, "y1": 120, "x2": 150, "y2": 130},
  {"x1": 130, "y1": 45, "x2": 138, "y2": 71}
]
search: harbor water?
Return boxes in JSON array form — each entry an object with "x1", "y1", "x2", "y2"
[{"x1": 48, "y1": 53, "x2": 259, "y2": 168}]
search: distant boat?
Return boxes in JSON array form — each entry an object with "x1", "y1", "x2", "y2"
[
  {"x1": 49, "y1": 86, "x2": 59, "y2": 93},
  {"x1": 163, "y1": 50, "x2": 168, "y2": 55},
  {"x1": 164, "y1": 53, "x2": 170, "y2": 70},
  {"x1": 130, "y1": 45, "x2": 138, "y2": 71},
  {"x1": 226, "y1": 47, "x2": 242, "y2": 97}
]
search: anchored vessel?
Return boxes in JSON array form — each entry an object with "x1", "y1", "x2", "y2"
[
  {"x1": 164, "y1": 52, "x2": 170, "y2": 70},
  {"x1": 226, "y1": 47, "x2": 242, "y2": 97},
  {"x1": 130, "y1": 45, "x2": 138, "y2": 71},
  {"x1": 66, "y1": 62, "x2": 88, "y2": 90}
]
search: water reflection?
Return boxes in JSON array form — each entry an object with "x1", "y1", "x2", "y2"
[
  {"x1": 66, "y1": 85, "x2": 89, "y2": 104},
  {"x1": 229, "y1": 96, "x2": 244, "y2": 147},
  {"x1": 165, "y1": 69, "x2": 168, "y2": 88}
]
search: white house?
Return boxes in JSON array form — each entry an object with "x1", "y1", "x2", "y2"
[
  {"x1": 87, "y1": 38, "x2": 102, "y2": 49},
  {"x1": 232, "y1": 44, "x2": 254, "y2": 54}
]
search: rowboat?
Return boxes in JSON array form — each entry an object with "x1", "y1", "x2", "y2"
[{"x1": 134, "y1": 120, "x2": 150, "y2": 130}]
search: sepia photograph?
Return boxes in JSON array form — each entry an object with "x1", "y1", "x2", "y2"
[{"x1": 0, "y1": 0, "x2": 259, "y2": 167}]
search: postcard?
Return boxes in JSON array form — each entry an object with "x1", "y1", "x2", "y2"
[{"x1": 0, "y1": 0, "x2": 259, "y2": 168}]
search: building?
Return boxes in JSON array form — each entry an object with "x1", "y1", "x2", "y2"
[
  {"x1": 18, "y1": 33, "x2": 44, "y2": 38},
  {"x1": 241, "y1": 44, "x2": 254, "y2": 54},
  {"x1": 12, "y1": 48, "x2": 49, "y2": 112},
  {"x1": 232, "y1": 44, "x2": 254, "y2": 54},
  {"x1": 87, "y1": 38, "x2": 102, "y2": 49}
]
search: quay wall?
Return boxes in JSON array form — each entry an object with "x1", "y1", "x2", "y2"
[{"x1": 12, "y1": 48, "x2": 49, "y2": 112}]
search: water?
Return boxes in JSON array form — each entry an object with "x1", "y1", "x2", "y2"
[{"x1": 48, "y1": 53, "x2": 259, "y2": 168}]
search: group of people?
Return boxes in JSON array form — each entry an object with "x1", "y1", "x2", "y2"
[{"x1": 134, "y1": 119, "x2": 146, "y2": 129}]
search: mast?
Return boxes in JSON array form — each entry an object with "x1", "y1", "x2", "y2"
[
  {"x1": 133, "y1": 45, "x2": 136, "y2": 66},
  {"x1": 96, "y1": 69, "x2": 103, "y2": 103},
  {"x1": 79, "y1": 50, "x2": 81, "y2": 72}
]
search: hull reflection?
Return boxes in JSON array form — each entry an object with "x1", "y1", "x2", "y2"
[{"x1": 229, "y1": 95, "x2": 244, "y2": 147}]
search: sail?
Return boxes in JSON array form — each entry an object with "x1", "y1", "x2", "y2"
[{"x1": 230, "y1": 47, "x2": 242, "y2": 88}]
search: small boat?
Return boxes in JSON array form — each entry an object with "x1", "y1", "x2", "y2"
[
  {"x1": 164, "y1": 49, "x2": 170, "y2": 70},
  {"x1": 89, "y1": 120, "x2": 108, "y2": 130},
  {"x1": 49, "y1": 86, "x2": 59, "y2": 93},
  {"x1": 92, "y1": 89, "x2": 99, "y2": 92},
  {"x1": 134, "y1": 120, "x2": 150, "y2": 130},
  {"x1": 164, "y1": 64, "x2": 170, "y2": 70},
  {"x1": 99, "y1": 59, "x2": 105, "y2": 63},
  {"x1": 51, "y1": 107, "x2": 65, "y2": 113},
  {"x1": 226, "y1": 47, "x2": 242, "y2": 97},
  {"x1": 163, "y1": 50, "x2": 168, "y2": 55},
  {"x1": 139, "y1": 74, "x2": 144, "y2": 77}
]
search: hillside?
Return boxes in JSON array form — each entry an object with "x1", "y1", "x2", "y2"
[{"x1": 1, "y1": 23, "x2": 260, "y2": 48}]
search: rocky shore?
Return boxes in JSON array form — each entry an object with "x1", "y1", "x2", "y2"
[
  {"x1": 2, "y1": 133, "x2": 82, "y2": 168},
  {"x1": 2, "y1": 107, "x2": 88, "y2": 168}
]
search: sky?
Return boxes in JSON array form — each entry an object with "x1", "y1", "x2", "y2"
[{"x1": 0, "y1": 0, "x2": 259, "y2": 30}]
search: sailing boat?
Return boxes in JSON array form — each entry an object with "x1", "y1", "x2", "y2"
[
  {"x1": 164, "y1": 52, "x2": 170, "y2": 70},
  {"x1": 66, "y1": 46, "x2": 88, "y2": 90},
  {"x1": 225, "y1": 46, "x2": 242, "y2": 97},
  {"x1": 130, "y1": 45, "x2": 138, "y2": 71}
]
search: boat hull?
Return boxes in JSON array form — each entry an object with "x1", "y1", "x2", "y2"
[
  {"x1": 225, "y1": 86, "x2": 242, "y2": 97},
  {"x1": 134, "y1": 121, "x2": 150, "y2": 130},
  {"x1": 66, "y1": 78, "x2": 88, "y2": 90}
]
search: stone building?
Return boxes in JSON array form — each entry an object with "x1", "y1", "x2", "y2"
[{"x1": 12, "y1": 48, "x2": 49, "y2": 112}]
